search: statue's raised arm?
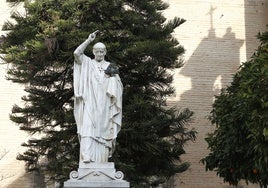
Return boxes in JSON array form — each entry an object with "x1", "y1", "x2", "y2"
[{"x1": 73, "y1": 30, "x2": 99, "y2": 64}]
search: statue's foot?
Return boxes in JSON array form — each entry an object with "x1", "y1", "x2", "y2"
[{"x1": 82, "y1": 157, "x2": 92, "y2": 163}]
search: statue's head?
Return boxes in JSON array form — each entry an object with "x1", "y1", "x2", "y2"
[{"x1": 93, "y1": 42, "x2": 106, "y2": 62}]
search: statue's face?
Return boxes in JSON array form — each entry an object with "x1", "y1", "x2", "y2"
[{"x1": 93, "y1": 48, "x2": 106, "y2": 62}]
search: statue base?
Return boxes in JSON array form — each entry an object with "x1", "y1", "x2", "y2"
[{"x1": 63, "y1": 162, "x2": 130, "y2": 188}]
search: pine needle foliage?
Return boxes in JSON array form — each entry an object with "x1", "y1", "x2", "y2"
[{"x1": 2, "y1": 0, "x2": 196, "y2": 187}]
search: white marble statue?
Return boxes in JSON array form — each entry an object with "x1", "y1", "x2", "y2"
[{"x1": 73, "y1": 30, "x2": 123, "y2": 163}]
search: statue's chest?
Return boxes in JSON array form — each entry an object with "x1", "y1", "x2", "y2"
[{"x1": 91, "y1": 61, "x2": 109, "y2": 83}]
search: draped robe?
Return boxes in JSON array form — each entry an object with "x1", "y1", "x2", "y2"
[{"x1": 73, "y1": 52, "x2": 123, "y2": 163}]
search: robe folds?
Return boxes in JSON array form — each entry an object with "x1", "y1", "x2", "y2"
[{"x1": 73, "y1": 53, "x2": 123, "y2": 162}]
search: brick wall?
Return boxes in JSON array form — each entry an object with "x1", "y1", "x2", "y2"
[
  {"x1": 0, "y1": 1, "x2": 35, "y2": 187},
  {"x1": 0, "y1": 0, "x2": 267, "y2": 188},
  {"x1": 163, "y1": 0, "x2": 268, "y2": 187}
]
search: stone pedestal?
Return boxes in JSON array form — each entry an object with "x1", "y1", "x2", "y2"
[{"x1": 64, "y1": 162, "x2": 130, "y2": 188}]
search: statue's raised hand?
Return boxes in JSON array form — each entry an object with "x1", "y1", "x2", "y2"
[{"x1": 88, "y1": 30, "x2": 99, "y2": 41}]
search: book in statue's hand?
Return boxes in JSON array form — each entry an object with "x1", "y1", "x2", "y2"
[{"x1": 105, "y1": 63, "x2": 119, "y2": 77}]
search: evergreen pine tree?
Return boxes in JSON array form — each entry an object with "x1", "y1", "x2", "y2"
[{"x1": 1, "y1": 0, "x2": 196, "y2": 187}]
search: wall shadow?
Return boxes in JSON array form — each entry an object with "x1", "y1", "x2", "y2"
[
  {"x1": 4, "y1": 172, "x2": 45, "y2": 188},
  {"x1": 177, "y1": 26, "x2": 243, "y2": 125},
  {"x1": 170, "y1": 5, "x2": 244, "y2": 187}
]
